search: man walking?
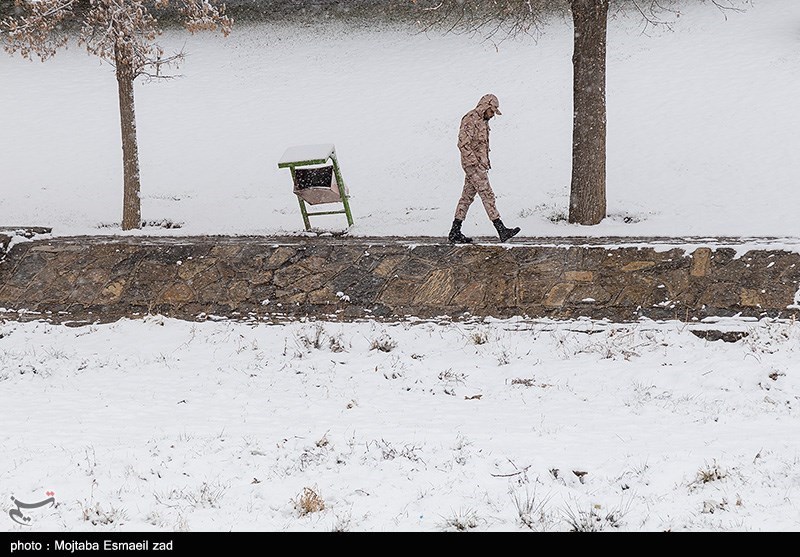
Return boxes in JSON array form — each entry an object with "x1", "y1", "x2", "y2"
[{"x1": 448, "y1": 93, "x2": 520, "y2": 244}]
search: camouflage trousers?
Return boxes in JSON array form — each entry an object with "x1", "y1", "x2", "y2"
[{"x1": 454, "y1": 166, "x2": 500, "y2": 221}]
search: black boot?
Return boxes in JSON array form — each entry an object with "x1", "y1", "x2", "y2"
[
  {"x1": 448, "y1": 218, "x2": 473, "y2": 244},
  {"x1": 492, "y1": 218, "x2": 520, "y2": 242}
]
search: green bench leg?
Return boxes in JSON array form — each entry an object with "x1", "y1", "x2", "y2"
[
  {"x1": 298, "y1": 197, "x2": 311, "y2": 231},
  {"x1": 332, "y1": 160, "x2": 354, "y2": 227}
]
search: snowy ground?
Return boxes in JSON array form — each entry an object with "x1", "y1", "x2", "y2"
[
  {"x1": 2, "y1": 316, "x2": 799, "y2": 532},
  {"x1": 1, "y1": 0, "x2": 799, "y2": 239},
  {"x1": 3, "y1": 0, "x2": 800, "y2": 533}
]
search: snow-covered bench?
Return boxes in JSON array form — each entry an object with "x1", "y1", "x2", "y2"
[{"x1": 278, "y1": 143, "x2": 353, "y2": 231}]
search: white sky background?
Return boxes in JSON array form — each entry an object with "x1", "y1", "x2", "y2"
[{"x1": 2, "y1": 0, "x2": 800, "y2": 533}]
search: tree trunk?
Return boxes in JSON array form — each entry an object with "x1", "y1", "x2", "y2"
[
  {"x1": 568, "y1": 0, "x2": 608, "y2": 225},
  {"x1": 115, "y1": 44, "x2": 142, "y2": 231}
]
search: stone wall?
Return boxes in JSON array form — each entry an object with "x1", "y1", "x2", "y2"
[
  {"x1": 0, "y1": 228, "x2": 51, "y2": 258},
  {"x1": 1, "y1": 235, "x2": 799, "y2": 324}
]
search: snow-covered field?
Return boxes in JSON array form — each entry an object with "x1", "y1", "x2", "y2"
[
  {"x1": 3, "y1": 0, "x2": 800, "y2": 533},
  {"x1": 1, "y1": 0, "x2": 798, "y2": 238},
  {"x1": 2, "y1": 316, "x2": 799, "y2": 532}
]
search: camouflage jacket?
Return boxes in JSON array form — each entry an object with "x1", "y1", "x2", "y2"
[{"x1": 457, "y1": 94, "x2": 499, "y2": 170}]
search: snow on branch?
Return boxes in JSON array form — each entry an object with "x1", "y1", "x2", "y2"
[
  {"x1": 178, "y1": 0, "x2": 232, "y2": 35},
  {"x1": 0, "y1": 0, "x2": 76, "y2": 61},
  {"x1": 2, "y1": 0, "x2": 232, "y2": 77}
]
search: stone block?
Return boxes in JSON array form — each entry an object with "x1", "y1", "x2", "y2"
[
  {"x1": 273, "y1": 262, "x2": 311, "y2": 288},
  {"x1": 299, "y1": 255, "x2": 331, "y2": 275},
  {"x1": 96, "y1": 280, "x2": 126, "y2": 304},
  {"x1": 517, "y1": 277, "x2": 549, "y2": 305},
  {"x1": 0, "y1": 285, "x2": 25, "y2": 303},
  {"x1": 739, "y1": 288, "x2": 764, "y2": 307},
  {"x1": 277, "y1": 291, "x2": 306, "y2": 304},
  {"x1": 567, "y1": 285, "x2": 613, "y2": 305},
  {"x1": 291, "y1": 273, "x2": 328, "y2": 293},
  {"x1": 266, "y1": 247, "x2": 296, "y2": 269},
  {"x1": 566, "y1": 247, "x2": 610, "y2": 270},
  {"x1": 565, "y1": 270, "x2": 594, "y2": 282},
  {"x1": 198, "y1": 281, "x2": 228, "y2": 304},
  {"x1": 215, "y1": 260, "x2": 239, "y2": 280},
  {"x1": 347, "y1": 274, "x2": 387, "y2": 304},
  {"x1": 177, "y1": 257, "x2": 216, "y2": 280},
  {"x1": 479, "y1": 251, "x2": 518, "y2": 276},
  {"x1": 80, "y1": 267, "x2": 111, "y2": 286},
  {"x1": 621, "y1": 261, "x2": 656, "y2": 272},
  {"x1": 186, "y1": 265, "x2": 222, "y2": 292},
  {"x1": 373, "y1": 255, "x2": 407, "y2": 278},
  {"x1": 68, "y1": 269, "x2": 112, "y2": 304},
  {"x1": 484, "y1": 277, "x2": 517, "y2": 308},
  {"x1": 544, "y1": 283, "x2": 575, "y2": 308},
  {"x1": 5, "y1": 252, "x2": 46, "y2": 288},
  {"x1": 407, "y1": 245, "x2": 454, "y2": 263},
  {"x1": 307, "y1": 287, "x2": 339, "y2": 304},
  {"x1": 247, "y1": 270, "x2": 274, "y2": 286},
  {"x1": 393, "y1": 257, "x2": 434, "y2": 279},
  {"x1": 690, "y1": 248, "x2": 712, "y2": 277},
  {"x1": 160, "y1": 283, "x2": 195, "y2": 304},
  {"x1": 227, "y1": 280, "x2": 252, "y2": 303},
  {"x1": 451, "y1": 282, "x2": 486, "y2": 307},
  {"x1": 238, "y1": 244, "x2": 278, "y2": 264},
  {"x1": 109, "y1": 252, "x2": 147, "y2": 280},
  {"x1": 698, "y1": 282, "x2": 740, "y2": 308},
  {"x1": 378, "y1": 278, "x2": 421, "y2": 305},
  {"x1": 614, "y1": 281, "x2": 670, "y2": 308},
  {"x1": 135, "y1": 260, "x2": 178, "y2": 282},
  {"x1": 209, "y1": 245, "x2": 243, "y2": 259}
]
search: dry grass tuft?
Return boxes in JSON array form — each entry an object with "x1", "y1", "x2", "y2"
[
  {"x1": 369, "y1": 334, "x2": 397, "y2": 352},
  {"x1": 295, "y1": 487, "x2": 325, "y2": 516}
]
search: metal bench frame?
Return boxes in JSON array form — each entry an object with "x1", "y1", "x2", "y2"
[{"x1": 278, "y1": 144, "x2": 354, "y2": 231}]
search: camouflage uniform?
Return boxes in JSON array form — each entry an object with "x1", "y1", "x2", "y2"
[
  {"x1": 448, "y1": 94, "x2": 519, "y2": 244},
  {"x1": 454, "y1": 94, "x2": 502, "y2": 221}
]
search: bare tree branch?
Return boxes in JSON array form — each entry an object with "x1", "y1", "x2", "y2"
[
  {"x1": 2, "y1": 0, "x2": 232, "y2": 76},
  {"x1": 1, "y1": 0, "x2": 76, "y2": 60},
  {"x1": 411, "y1": 0, "x2": 750, "y2": 42},
  {"x1": 413, "y1": 0, "x2": 568, "y2": 44}
]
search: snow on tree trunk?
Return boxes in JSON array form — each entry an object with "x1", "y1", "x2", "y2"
[
  {"x1": 569, "y1": 0, "x2": 608, "y2": 226},
  {"x1": 115, "y1": 44, "x2": 142, "y2": 231}
]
